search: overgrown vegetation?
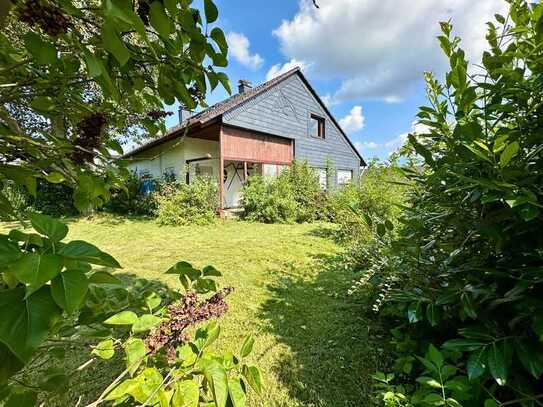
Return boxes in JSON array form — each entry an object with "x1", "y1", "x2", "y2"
[
  {"x1": 357, "y1": 2, "x2": 543, "y2": 405},
  {"x1": 329, "y1": 161, "x2": 408, "y2": 271},
  {"x1": 104, "y1": 171, "x2": 158, "y2": 217},
  {"x1": 241, "y1": 161, "x2": 329, "y2": 224},
  {"x1": 156, "y1": 176, "x2": 219, "y2": 226}
]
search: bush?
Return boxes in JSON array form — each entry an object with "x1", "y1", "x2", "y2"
[
  {"x1": 241, "y1": 175, "x2": 298, "y2": 223},
  {"x1": 104, "y1": 171, "x2": 158, "y2": 216},
  {"x1": 156, "y1": 176, "x2": 219, "y2": 225},
  {"x1": 329, "y1": 162, "x2": 408, "y2": 268},
  {"x1": 2, "y1": 181, "x2": 32, "y2": 219},
  {"x1": 363, "y1": 4, "x2": 543, "y2": 406},
  {"x1": 33, "y1": 181, "x2": 78, "y2": 217},
  {"x1": 241, "y1": 160, "x2": 327, "y2": 223}
]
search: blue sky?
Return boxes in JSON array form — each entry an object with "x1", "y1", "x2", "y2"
[{"x1": 164, "y1": 0, "x2": 507, "y2": 161}]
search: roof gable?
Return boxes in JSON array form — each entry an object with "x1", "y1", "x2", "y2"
[{"x1": 123, "y1": 68, "x2": 365, "y2": 166}]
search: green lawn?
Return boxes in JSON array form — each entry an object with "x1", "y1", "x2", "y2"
[{"x1": 7, "y1": 217, "x2": 384, "y2": 406}]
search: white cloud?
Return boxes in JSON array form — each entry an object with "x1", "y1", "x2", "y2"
[
  {"x1": 339, "y1": 105, "x2": 365, "y2": 134},
  {"x1": 266, "y1": 59, "x2": 309, "y2": 81},
  {"x1": 273, "y1": 0, "x2": 507, "y2": 102},
  {"x1": 354, "y1": 141, "x2": 380, "y2": 152},
  {"x1": 226, "y1": 32, "x2": 264, "y2": 70}
]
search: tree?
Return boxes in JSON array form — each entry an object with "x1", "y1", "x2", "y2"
[
  {"x1": 0, "y1": 1, "x2": 263, "y2": 405},
  {"x1": 367, "y1": 1, "x2": 543, "y2": 405},
  {"x1": 0, "y1": 0, "x2": 230, "y2": 216}
]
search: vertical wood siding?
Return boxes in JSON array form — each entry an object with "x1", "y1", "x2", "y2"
[{"x1": 221, "y1": 126, "x2": 293, "y2": 165}]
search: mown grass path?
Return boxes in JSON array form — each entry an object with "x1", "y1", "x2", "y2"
[{"x1": 7, "y1": 217, "x2": 381, "y2": 406}]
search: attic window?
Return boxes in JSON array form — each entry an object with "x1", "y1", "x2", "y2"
[{"x1": 309, "y1": 114, "x2": 325, "y2": 139}]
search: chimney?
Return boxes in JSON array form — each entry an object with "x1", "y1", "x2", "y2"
[
  {"x1": 178, "y1": 106, "x2": 192, "y2": 124},
  {"x1": 238, "y1": 79, "x2": 252, "y2": 94}
]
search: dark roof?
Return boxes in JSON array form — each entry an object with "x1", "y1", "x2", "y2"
[{"x1": 122, "y1": 67, "x2": 366, "y2": 166}]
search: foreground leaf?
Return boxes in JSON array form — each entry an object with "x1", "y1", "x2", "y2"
[
  {"x1": 0, "y1": 286, "x2": 61, "y2": 362},
  {"x1": 29, "y1": 213, "x2": 68, "y2": 242},
  {"x1": 172, "y1": 379, "x2": 199, "y2": 407},
  {"x1": 242, "y1": 364, "x2": 263, "y2": 395},
  {"x1": 59, "y1": 241, "x2": 121, "y2": 268},
  {"x1": 10, "y1": 253, "x2": 63, "y2": 297},
  {"x1": 51, "y1": 270, "x2": 89, "y2": 314}
]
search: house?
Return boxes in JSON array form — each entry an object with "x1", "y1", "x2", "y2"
[{"x1": 122, "y1": 67, "x2": 365, "y2": 211}]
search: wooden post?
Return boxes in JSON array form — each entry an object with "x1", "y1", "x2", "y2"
[
  {"x1": 243, "y1": 161, "x2": 248, "y2": 182},
  {"x1": 219, "y1": 127, "x2": 225, "y2": 217}
]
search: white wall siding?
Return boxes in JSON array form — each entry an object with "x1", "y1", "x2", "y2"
[{"x1": 127, "y1": 137, "x2": 219, "y2": 182}]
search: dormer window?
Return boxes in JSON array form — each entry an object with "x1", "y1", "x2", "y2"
[{"x1": 309, "y1": 114, "x2": 325, "y2": 139}]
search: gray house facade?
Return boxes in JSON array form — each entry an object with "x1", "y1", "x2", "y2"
[{"x1": 123, "y1": 67, "x2": 365, "y2": 210}]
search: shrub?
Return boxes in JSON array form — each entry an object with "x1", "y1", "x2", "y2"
[
  {"x1": 2, "y1": 181, "x2": 31, "y2": 219},
  {"x1": 104, "y1": 171, "x2": 158, "y2": 216},
  {"x1": 241, "y1": 175, "x2": 298, "y2": 223},
  {"x1": 241, "y1": 160, "x2": 327, "y2": 223},
  {"x1": 363, "y1": 4, "x2": 543, "y2": 406},
  {"x1": 329, "y1": 162, "x2": 408, "y2": 268},
  {"x1": 33, "y1": 181, "x2": 78, "y2": 217},
  {"x1": 156, "y1": 176, "x2": 219, "y2": 225}
]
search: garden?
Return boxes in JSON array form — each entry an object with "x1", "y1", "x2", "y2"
[{"x1": 1, "y1": 0, "x2": 543, "y2": 406}]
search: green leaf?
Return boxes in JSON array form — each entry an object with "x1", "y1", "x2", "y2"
[
  {"x1": 39, "y1": 370, "x2": 68, "y2": 392},
  {"x1": 201, "y1": 359, "x2": 228, "y2": 407},
  {"x1": 499, "y1": 141, "x2": 519, "y2": 167},
  {"x1": 10, "y1": 253, "x2": 63, "y2": 297},
  {"x1": 0, "y1": 342, "x2": 24, "y2": 385},
  {"x1": 31, "y1": 96, "x2": 55, "y2": 113},
  {"x1": 416, "y1": 376, "x2": 442, "y2": 389},
  {"x1": 467, "y1": 350, "x2": 487, "y2": 380},
  {"x1": 104, "y1": 311, "x2": 138, "y2": 325},
  {"x1": 516, "y1": 340, "x2": 543, "y2": 379},
  {"x1": 442, "y1": 339, "x2": 485, "y2": 352},
  {"x1": 195, "y1": 321, "x2": 220, "y2": 350},
  {"x1": 194, "y1": 277, "x2": 217, "y2": 294},
  {"x1": 228, "y1": 377, "x2": 246, "y2": 407},
  {"x1": 29, "y1": 212, "x2": 68, "y2": 242},
  {"x1": 4, "y1": 389, "x2": 37, "y2": 407},
  {"x1": 426, "y1": 303, "x2": 439, "y2": 327},
  {"x1": 242, "y1": 365, "x2": 263, "y2": 395},
  {"x1": 0, "y1": 235, "x2": 21, "y2": 267},
  {"x1": 0, "y1": 286, "x2": 61, "y2": 363},
  {"x1": 88, "y1": 271, "x2": 122, "y2": 285},
  {"x1": 216, "y1": 72, "x2": 231, "y2": 94},
  {"x1": 124, "y1": 338, "x2": 147, "y2": 375},
  {"x1": 427, "y1": 344, "x2": 444, "y2": 369},
  {"x1": 132, "y1": 314, "x2": 162, "y2": 333},
  {"x1": 210, "y1": 28, "x2": 228, "y2": 54},
  {"x1": 240, "y1": 335, "x2": 255, "y2": 358},
  {"x1": 166, "y1": 261, "x2": 200, "y2": 288},
  {"x1": 488, "y1": 342, "x2": 507, "y2": 386},
  {"x1": 44, "y1": 172, "x2": 65, "y2": 183},
  {"x1": 24, "y1": 32, "x2": 57, "y2": 65},
  {"x1": 204, "y1": 0, "x2": 218, "y2": 23},
  {"x1": 83, "y1": 49, "x2": 104, "y2": 78},
  {"x1": 172, "y1": 379, "x2": 199, "y2": 407},
  {"x1": 144, "y1": 291, "x2": 162, "y2": 311},
  {"x1": 59, "y1": 240, "x2": 121, "y2": 268},
  {"x1": 92, "y1": 339, "x2": 115, "y2": 360},
  {"x1": 0, "y1": 166, "x2": 37, "y2": 197},
  {"x1": 51, "y1": 269, "x2": 89, "y2": 314},
  {"x1": 102, "y1": 21, "x2": 130, "y2": 66},
  {"x1": 149, "y1": 1, "x2": 171, "y2": 37},
  {"x1": 463, "y1": 143, "x2": 494, "y2": 164},
  {"x1": 202, "y1": 265, "x2": 221, "y2": 277}
]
